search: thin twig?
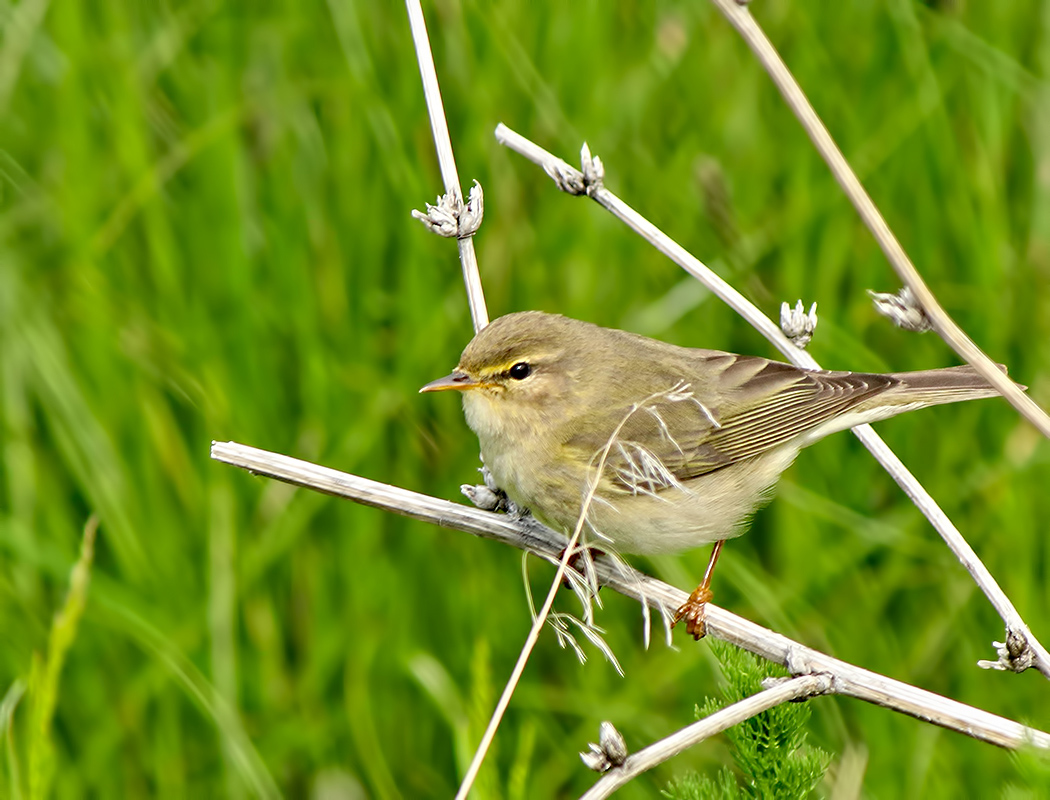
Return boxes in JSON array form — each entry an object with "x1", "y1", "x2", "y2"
[
  {"x1": 493, "y1": 123, "x2": 1050, "y2": 679},
  {"x1": 707, "y1": 0, "x2": 1050, "y2": 440},
  {"x1": 452, "y1": 464, "x2": 600, "y2": 798},
  {"x1": 580, "y1": 674, "x2": 833, "y2": 800},
  {"x1": 452, "y1": 541, "x2": 579, "y2": 799},
  {"x1": 209, "y1": 442, "x2": 1050, "y2": 750},
  {"x1": 404, "y1": 0, "x2": 488, "y2": 331},
  {"x1": 424, "y1": 389, "x2": 702, "y2": 799}
]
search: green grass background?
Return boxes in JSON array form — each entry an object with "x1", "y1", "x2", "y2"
[{"x1": 2, "y1": 0, "x2": 1049, "y2": 796}]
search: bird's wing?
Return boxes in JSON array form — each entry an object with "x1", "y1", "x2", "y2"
[{"x1": 564, "y1": 352, "x2": 897, "y2": 494}]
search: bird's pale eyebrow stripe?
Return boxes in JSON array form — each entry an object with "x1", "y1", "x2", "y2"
[
  {"x1": 481, "y1": 350, "x2": 562, "y2": 376},
  {"x1": 488, "y1": 360, "x2": 528, "y2": 375}
]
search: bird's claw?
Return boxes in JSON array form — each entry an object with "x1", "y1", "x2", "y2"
[{"x1": 673, "y1": 585, "x2": 714, "y2": 640}]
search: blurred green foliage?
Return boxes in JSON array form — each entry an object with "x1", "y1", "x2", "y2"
[{"x1": 1, "y1": 0, "x2": 1048, "y2": 797}]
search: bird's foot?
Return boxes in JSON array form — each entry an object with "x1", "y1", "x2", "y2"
[{"x1": 673, "y1": 584, "x2": 714, "y2": 640}]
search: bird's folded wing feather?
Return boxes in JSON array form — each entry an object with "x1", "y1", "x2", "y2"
[{"x1": 564, "y1": 352, "x2": 897, "y2": 493}]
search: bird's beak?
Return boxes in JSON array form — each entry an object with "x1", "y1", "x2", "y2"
[{"x1": 419, "y1": 370, "x2": 479, "y2": 393}]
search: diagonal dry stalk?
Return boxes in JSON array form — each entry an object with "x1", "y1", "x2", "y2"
[
  {"x1": 452, "y1": 384, "x2": 703, "y2": 799},
  {"x1": 707, "y1": 0, "x2": 1050, "y2": 441},
  {"x1": 494, "y1": 123, "x2": 1050, "y2": 681},
  {"x1": 580, "y1": 674, "x2": 834, "y2": 800},
  {"x1": 210, "y1": 441, "x2": 1050, "y2": 756}
]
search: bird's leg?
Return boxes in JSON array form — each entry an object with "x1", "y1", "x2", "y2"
[{"x1": 673, "y1": 540, "x2": 725, "y2": 640}]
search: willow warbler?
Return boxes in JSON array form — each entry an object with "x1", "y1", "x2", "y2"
[{"x1": 422, "y1": 311, "x2": 1007, "y2": 636}]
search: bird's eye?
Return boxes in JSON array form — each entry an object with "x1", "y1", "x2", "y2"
[{"x1": 509, "y1": 362, "x2": 531, "y2": 380}]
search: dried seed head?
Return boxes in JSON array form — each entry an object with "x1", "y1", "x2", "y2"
[
  {"x1": 780, "y1": 300, "x2": 818, "y2": 348},
  {"x1": 580, "y1": 721, "x2": 628, "y2": 772},
  {"x1": 868, "y1": 286, "x2": 932, "y2": 333}
]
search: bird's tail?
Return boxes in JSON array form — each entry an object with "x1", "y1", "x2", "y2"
[{"x1": 888, "y1": 364, "x2": 1022, "y2": 406}]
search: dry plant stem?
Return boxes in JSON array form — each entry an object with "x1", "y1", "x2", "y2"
[
  {"x1": 404, "y1": 0, "x2": 488, "y2": 331},
  {"x1": 580, "y1": 674, "x2": 833, "y2": 800},
  {"x1": 454, "y1": 358, "x2": 673, "y2": 796},
  {"x1": 403, "y1": 6, "x2": 494, "y2": 784},
  {"x1": 453, "y1": 401, "x2": 635, "y2": 798},
  {"x1": 493, "y1": 122, "x2": 1050, "y2": 680},
  {"x1": 494, "y1": 125, "x2": 797, "y2": 359},
  {"x1": 209, "y1": 442, "x2": 1050, "y2": 750},
  {"x1": 708, "y1": 0, "x2": 1050, "y2": 440},
  {"x1": 453, "y1": 523, "x2": 583, "y2": 800}
]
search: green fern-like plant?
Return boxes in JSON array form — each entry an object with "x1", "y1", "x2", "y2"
[{"x1": 665, "y1": 641, "x2": 830, "y2": 800}]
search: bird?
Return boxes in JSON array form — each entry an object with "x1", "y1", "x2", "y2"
[{"x1": 421, "y1": 310, "x2": 1010, "y2": 637}]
